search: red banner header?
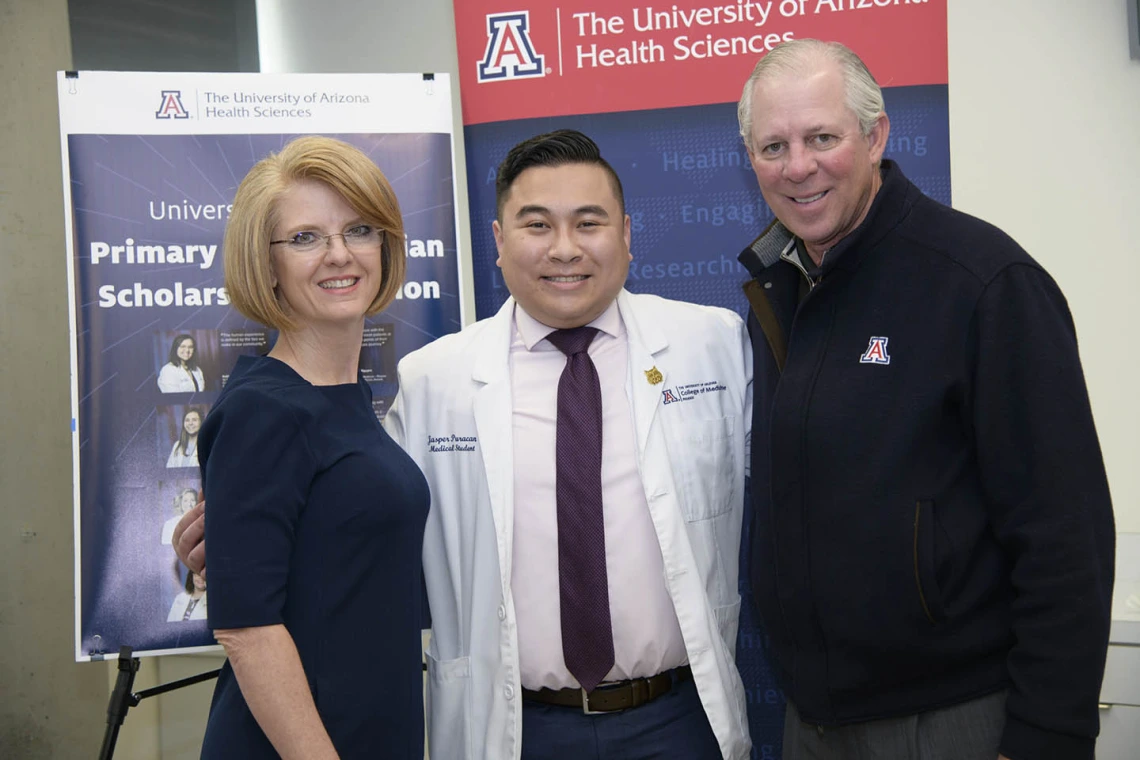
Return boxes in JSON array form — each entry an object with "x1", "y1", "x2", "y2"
[{"x1": 454, "y1": 0, "x2": 947, "y2": 125}]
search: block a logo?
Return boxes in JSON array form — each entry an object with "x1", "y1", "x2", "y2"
[
  {"x1": 155, "y1": 90, "x2": 190, "y2": 119},
  {"x1": 478, "y1": 11, "x2": 545, "y2": 82},
  {"x1": 859, "y1": 336, "x2": 892, "y2": 365}
]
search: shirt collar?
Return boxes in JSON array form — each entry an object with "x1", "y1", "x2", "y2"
[{"x1": 513, "y1": 299, "x2": 622, "y2": 351}]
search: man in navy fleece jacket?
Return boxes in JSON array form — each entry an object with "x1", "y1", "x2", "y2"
[{"x1": 736, "y1": 38, "x2": 1114, "y2": 760}]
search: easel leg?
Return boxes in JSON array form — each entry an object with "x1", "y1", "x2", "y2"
[{"x1": 98, "y1": 646, "x2": 139, "y2": 760}]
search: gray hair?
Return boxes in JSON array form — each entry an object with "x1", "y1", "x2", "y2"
[{"x1": 737, "y1": 39, "x2": 885, "y2": 153}]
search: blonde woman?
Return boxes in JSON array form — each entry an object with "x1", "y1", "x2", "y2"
[{"x1": 198, "y1": 137, "x2": 428, "y2": 759}]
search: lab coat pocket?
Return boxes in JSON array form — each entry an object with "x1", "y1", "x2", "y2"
[
  {"x1": 671, "y1": 416, "x2": 736, "y2": 522},
  {"x1": 425, "y1": 651, "x2": 472, "y2": 759},
  {"x1": 713, "y1": 596, "x2": 742, "y2": 650}
]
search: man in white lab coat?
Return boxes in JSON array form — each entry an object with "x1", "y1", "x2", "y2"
[{"x1": 386, "y1": 130, "x2": 751, "y2": 759}]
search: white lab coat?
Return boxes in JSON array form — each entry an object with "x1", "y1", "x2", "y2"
[
  {"x1": 157, "y1": 363, "x2": 204, "y2": 393},
  {"x1": 385, "y1": 290, "x2": 752, "y2": 760}
]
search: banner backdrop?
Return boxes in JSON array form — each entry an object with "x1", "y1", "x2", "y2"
[
  {"x1": 452, "y1": 3, "x2": 948, "y2": 756},
  {"x1": 59, "y1": 72, "x2": 463, "y2": 660}
]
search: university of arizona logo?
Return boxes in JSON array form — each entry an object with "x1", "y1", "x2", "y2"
[
  {"x1": 662, "y1": 388, "x2": 679, "y2": 404},
  {"x1": 155, "y1": 90, "x2": 189, "y2": 119},
  {"x1": 477, "y1": 12, "x2": 545, "y2": 82},
  {"x1": 859, "y1": 336, "x2": 891, "y2": 365}
]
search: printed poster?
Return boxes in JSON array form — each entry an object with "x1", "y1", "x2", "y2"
[{"x1": 59, "y1": 71, "x2": 464, "y2": 660}]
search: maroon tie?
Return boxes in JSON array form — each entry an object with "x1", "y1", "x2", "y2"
[{"x1": 546, "y1": 326, "x2": 614, "y2": 693}]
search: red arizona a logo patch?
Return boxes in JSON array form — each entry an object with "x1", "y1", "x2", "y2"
[{"x1": 859, "y1": 336, "x2": 891, "y2": 365}]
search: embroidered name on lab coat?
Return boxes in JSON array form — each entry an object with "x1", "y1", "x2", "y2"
[
  {"x1": 427, "y1": 434, "x2": 478, "y2": 453},
  {"x1": 661, "y1": 380, "x2": 727, "y2": 405}
]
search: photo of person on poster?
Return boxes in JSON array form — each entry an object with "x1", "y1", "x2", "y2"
[
  {"x1": 162, "y1": 487, "x2": 200, "y2": 545},
  {"x1": 158, "y1": 333, "x2": 206, "y2": 393},
  {"x1": 167, "y1": 565, "x2": 208, "y2": 622},
  {"x1": 166, "y1": 407, "x2": 203, "y2": 468}
]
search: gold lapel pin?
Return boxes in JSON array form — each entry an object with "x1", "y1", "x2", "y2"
[{"x1": 645, "y1": 366, "x2": 663, "y2": 385}]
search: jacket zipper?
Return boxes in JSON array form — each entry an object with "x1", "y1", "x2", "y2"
[
  {"x1": 913, "y1": 501, "x2": 937, "y2": 624},
  {"x1": 779, "y1": 246, "x2": 818, "y2": 291}
]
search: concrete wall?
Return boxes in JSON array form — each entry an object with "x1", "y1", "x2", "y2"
[{"x1": 0, "y1": 0, "x2": 108, "y2": 756}]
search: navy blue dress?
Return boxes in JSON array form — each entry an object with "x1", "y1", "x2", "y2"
[{"x1": 198, "y1": 355, "x2": 428, "y2": 758}]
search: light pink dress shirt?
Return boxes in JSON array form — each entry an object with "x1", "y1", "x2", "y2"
[{"x1": 509, "y1": 301, "x2": 688, "y2": 691}]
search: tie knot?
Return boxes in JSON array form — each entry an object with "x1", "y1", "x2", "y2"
[{"x1": 547, "y1": 326, "x2": 598, "y2": 356}]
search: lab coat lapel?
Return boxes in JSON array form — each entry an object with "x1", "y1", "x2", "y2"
[
  {"x1": 471, "y1": 298, "x2": 516, "y2": 594},
  {"x1": 618, "y1": 291, "x2": 668, "y2": 453}
]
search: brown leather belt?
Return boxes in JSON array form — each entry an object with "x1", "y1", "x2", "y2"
[{"x1": 521, "y1": 665, "x2": 692, "y2": 714}]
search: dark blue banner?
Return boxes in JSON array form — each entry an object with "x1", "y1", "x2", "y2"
[{"x1": 68, "y1": 132, "x2": 461, "y2": 657}]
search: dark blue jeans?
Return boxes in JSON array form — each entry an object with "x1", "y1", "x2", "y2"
[{"x1": 520, "y1": 676, "x2": 722, "y2": 760}]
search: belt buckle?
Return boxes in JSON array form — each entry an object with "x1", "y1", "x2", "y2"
[{"x1": 581, "y1": 687, "x2": 603, "y2": 715}]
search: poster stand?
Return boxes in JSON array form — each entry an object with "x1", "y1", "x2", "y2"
[{"x1": 97, "y1": 646, "x2": 220, "y2": 760}]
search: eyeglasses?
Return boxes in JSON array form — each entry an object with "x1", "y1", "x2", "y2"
[{"x1": 270, "y1": 224, "x2": 383, "y2": 254}]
